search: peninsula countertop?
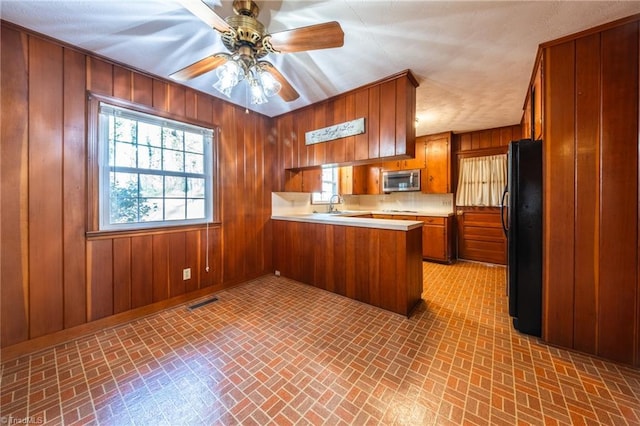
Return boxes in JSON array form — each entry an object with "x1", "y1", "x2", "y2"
[{"x1": 271, "y1": 211, "x2": 425, "y2": 231}]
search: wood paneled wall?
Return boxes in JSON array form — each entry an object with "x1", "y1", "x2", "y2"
[
  {"x1": 541, "y1": 17, "x2": 640, "y2": 365},
  {"x1": 0, "y1": 24, "x2": 276, "y2": 349},
  {"x1": 454, "y1": 124, "x2": 522, "y2": 154}
]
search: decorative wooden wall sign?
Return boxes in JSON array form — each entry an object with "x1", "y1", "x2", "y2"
[{"x1": 305, "y1": 117, "x2": 365, "y2": 145}]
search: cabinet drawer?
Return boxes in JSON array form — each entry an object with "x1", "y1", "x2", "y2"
[
  {"x1": 417, "y1": 216, "x2": 445, "y2": 225},
  {"x1": 392, "y1": 215, "x2": 417, "y2": 220},
  {"x1": 464, "y1": 225, "x2": 505, "y2": 241}
]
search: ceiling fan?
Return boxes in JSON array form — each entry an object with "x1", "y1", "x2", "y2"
[{"x1": 170, "y1": 0, "x2": 345, "y2": 104}]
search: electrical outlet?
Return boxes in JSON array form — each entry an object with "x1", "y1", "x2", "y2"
[
  {"x1": 275, "y1": 270, "x2": 281, "y2": 277},
  {"x1": 183, "y1": 268, "x2": 191, "y2": 280}
]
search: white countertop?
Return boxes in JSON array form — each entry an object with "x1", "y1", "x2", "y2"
[
  {"x1": 271, "y1": 212, "x2": 424, "y2": 231},
  {"x1": 368, "y1": 210, "x2": 453, "y2": 217}
]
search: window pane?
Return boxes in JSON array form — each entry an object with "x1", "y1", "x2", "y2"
[
  {"x1": 187, "y1": 178, "x2": 205, "y2": 197},
  {"x1": 163, "y1": 149, "x2": 184, "y2": 172},
  {"x1": 114, "y1": 142, "x2": 137, "y2": 168},
  {"x1": 165, "y1": 176, "x2": 186, "y2": 197},
  {"x1": 140, "y1": 199, "x2": 163, "y2": 222},
  {"x1": 111, "y1": 196, "x2": 138, "y2": 223},
  {"x1": 185, "y1": 153, "x2": 204, "y2": 174},
  {"x1": 139, "y1": 122, "x2": 161, "y2": 147},
  {"x1": 138, "y1": 146, "x2": 162, "y2": 171},
  {"x1": 115, "y1": 117, "x2": 136, "y2": 143},
  {"x1": 110, "y1": 172, "x2": 139, "y2": 223},
  {"x1": 163, "y1": 128, "x2": 183, "y2": 151},
  {"x1": 140, "y1": 174, "x2": 163, "y2": 197},
  {"x1": 185, "y1": 132, "x2": 204, "y2": 153},
  {"x1": 186, "y1": 199, "x2": 205, "y2": 219},
  {"x1": 165, "y1": 198, "x2": 186, "y2": 221}
]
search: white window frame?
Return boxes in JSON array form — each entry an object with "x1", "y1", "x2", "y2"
[{"x1": 95, "y1": 101, "x2": 215, "y2": 231}]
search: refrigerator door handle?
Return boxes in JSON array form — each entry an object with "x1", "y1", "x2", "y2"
[{"x1": 500, "y1": 185, "x2": 509, "y2": 237}]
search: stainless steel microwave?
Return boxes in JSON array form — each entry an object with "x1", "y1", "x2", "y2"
[{"x1": 382, "y1": 169, "x2": 421, "y2": 192}]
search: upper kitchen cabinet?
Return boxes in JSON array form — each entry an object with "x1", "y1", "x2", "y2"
[
  {"x1": 338, "y1": 165, "x2": 365, "y2": 195},
  {"x1": 421, "y1": 132, "x2": 452, "y2": 194},
  {"x1": 276, "y1": 70, "x2": 418, "y2": 170},
  {"x1": 382, "y1": 135, "x2": 426, "y2": 171},
  {"x1": 284, "y1": 168, "x2": 322, "y2": 193}
]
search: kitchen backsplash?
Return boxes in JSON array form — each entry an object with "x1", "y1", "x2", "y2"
[
  {"x1": 272, "y1": 192, "x2": 454, "y2": 215},
  {"x1": 343, "y1": 192, "x2": 454, "y2": 214}
]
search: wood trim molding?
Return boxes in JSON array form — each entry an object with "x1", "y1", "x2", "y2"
[
  {"x1": 456, "y1": 146, "x2": 508, "y2": 159},
  {"x1": 540, "y1": 13, "x2": 640, "y2": 49}
]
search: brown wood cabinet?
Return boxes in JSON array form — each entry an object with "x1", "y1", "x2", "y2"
[
  {"x1": 422, "y1": 132, "x2": 451, "y2": 194},
  {"x1": 284, "y1": 168, "x2": 323, "y2": 193},
  {"x1": 366, "y1": 166, "x2": 382, "y2": 194},
  {"x1": 382, "y1": 154, "x2": 424, "y2": 172},
  {"x1": 374, "y1": 214, "x2": 454, "y2": 263},
  {"x1": 339, "y1": 165, "x2": 368, "y2": 195},
  {"x1": 276, "y1": 71, "x2": 418, "y2": 172},
  {"x1": 302, "y1": 168, "x2": 322, "y2": 193},
  {"x1": 456, "y1": 208, "x2": 506, "y2": 265},
  {"x1": 417, "y1": 216, "x2": 454, "y2": 263},
  {"x1": 272, "y1": 219, "x2": 423, "y2": 317}
]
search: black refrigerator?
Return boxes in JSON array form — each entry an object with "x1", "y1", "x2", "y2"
[{"x1": 501, "y1": 139, "x2": 542, "y2": 337}]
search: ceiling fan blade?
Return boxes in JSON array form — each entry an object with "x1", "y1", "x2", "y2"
[
  {"x1": 170, "y1": 54, "x2": 229, "y2": 81},
  {"x1": 178, "y1": 0, "x2": 231, "y2": 33},
  {"x1": 258, "y1": 61, "x2": 300, "y2": 102},
  {"x1": 266, "y1": 21, "x2": 344, "y2": 53}
]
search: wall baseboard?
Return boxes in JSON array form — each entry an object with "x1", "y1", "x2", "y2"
[{"x1": 1, "y1": 285, "x2": 221, "y2": 362}]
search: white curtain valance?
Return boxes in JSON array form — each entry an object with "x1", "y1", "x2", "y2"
[{"x1": 456, "y1": 154, "x2": 507, "y2": 207}]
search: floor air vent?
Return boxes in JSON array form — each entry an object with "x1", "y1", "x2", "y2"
[{"x1": 188, "y1": 297, "x2": 219, "y2": 310}]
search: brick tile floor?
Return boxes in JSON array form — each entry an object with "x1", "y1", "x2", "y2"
[{"x1": 2, "y1": 261, "x2": 640, "y2": 425}]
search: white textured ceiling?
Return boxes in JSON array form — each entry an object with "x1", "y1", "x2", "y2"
[{"x1": 2, "y1": 1, "x2": 639, "y2": 136}]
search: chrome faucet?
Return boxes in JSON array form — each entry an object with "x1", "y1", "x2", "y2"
[{"x1": 328, "y1": 194, "x2": 342, "y2": 213}]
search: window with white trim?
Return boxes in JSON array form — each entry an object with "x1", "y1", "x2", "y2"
[
  {"x1": 311, "y1": 166, "x2": 339, "y2": 203},
  {"x1": 98, "y1": 103, "x2": 214, "y2": 230}
]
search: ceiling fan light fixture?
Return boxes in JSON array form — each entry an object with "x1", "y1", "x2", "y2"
[
  {"x1": 249, "y1": 76, "x2": 268, "y2": 105},
  {"x1": 258, "y1": 69, "x2": 282, "y2": 97},
  {"x1": 175, "y1": 0, "x2": 341, "y2": 105},
  {"x1": 213, "y1": 60, "x2": 244, "y2": 97}
]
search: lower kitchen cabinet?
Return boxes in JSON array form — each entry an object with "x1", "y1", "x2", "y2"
[
  {"x1": 374, "y1": 214, "x2": 454, "y2": 263},
  {"x1": 456, "y1": 208, "x2": 505, "y2": 265},
  {"x1": 417, "y1": 216, "x2": 454, "y2": 263}
]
